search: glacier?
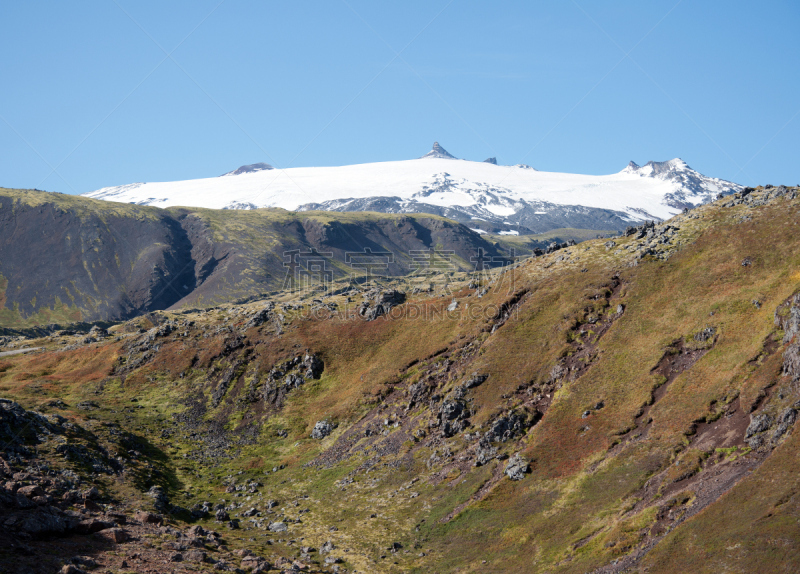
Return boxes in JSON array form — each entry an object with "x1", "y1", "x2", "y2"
[{"x1": 83, "y1": 143, "x2": 742, "y2": 234}]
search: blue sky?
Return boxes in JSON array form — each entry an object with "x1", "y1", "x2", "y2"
[{"x1": 1, "y1": 1, "x2": 798, "y2": 194}]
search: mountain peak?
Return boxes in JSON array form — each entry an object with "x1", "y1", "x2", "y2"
[
  {"x1": 644, "y1": 158, "x2": 689, "y2": 174},
  {"x1": 483, "y1": 157, "x2": 498, "y2": 165},
  {"x1": 420, "y1": 142, "x2": 457, "y2": 160},
  {"x1": 623, "y1": 158, "x2": 690, "y2": 176},
  {"x1": 222, "y1": 162, "x2": 274, "y2": 176}
]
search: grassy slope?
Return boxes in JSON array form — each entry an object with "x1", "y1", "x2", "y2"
[
  {"x1": 426, "y1": 195, "x2": 800, "y2": 573},
  {"x1": 0, "y1": 187, "x2": 165, "y2": 221},
  {"x1": 0, "y1": 187, "x2": 798, "y2": 572}
]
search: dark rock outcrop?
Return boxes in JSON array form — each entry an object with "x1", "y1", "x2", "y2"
[
  {"x1": 776, "y1": 293, "x2": 800, "y2": 381},
  {"x1": 358, "y1": 290, "x2": 406, "y2": 321}
]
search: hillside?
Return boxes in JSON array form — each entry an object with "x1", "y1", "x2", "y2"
[
  {"x1": 0, "y1": 184, "x2": 798, "y2": 573},
  {"x1": 0, "y1": 188, "x2": 509, "y2": 329},
  {"x1": 82, "y1": 143, "x2": 743, "y2": 235}
]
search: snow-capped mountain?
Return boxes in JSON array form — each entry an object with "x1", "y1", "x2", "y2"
[
  {"x1": 83, "y1": 143, "x2": 743, "y2": 234},
  {"x1": 621, "y1": 158, "x2": 736, "y2": 211}
]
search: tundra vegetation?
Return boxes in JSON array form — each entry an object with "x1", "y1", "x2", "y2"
[{"x1": 0, "y1": 185, "x2": 798, "y2": 573}]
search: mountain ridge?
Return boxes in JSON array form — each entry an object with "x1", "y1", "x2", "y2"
[
  {"x1": 83, "y1": 143, "x2": 743, "y2": 235},
  {"x1": 0, "y1": 187, "x2": 511, "y2": 328}
]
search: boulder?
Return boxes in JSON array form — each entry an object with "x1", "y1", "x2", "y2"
[
  {"x1": 268, "y1": 521, "x2": 288, "y2": 532},
  {"x1": 783, "y1": 343, "x2": 800, "y2": 382},
  {"x1": 463, "y1": 373, "x2": 488, "y2": 389},
  {"x1": 285, "y1": 373, "x2": 305, "y2": 389},
  {"x1": 16, "y1": 491, "x2": 36, "y2": 508},
  {"x1": 440, "y1": 400, "x2": 465, "y2": 421},
  {"x1": 97, "y1": 527, "x2": 129, "y2": 543},
  {"x1": 67, "y1": 557, "x2": 98, "y2": 570},
  {"x1": 311, "y1": 420, "x2": 334, "y2": 439},
  {"x1": 18, "y1": 509, "x2": 73, "y2": 536},
  {"x1": 746, "y1": 413, "x2": 772, "y2": 438},
  {"x1": 440, "y1": 419, "x2": 465, "y2": 438},
  {"x1": 693, "y1": 326, "x2": 716, "y2": 342},
  {"x1": 146, "y1": 485, "x2": 168, "y2": 511},
  {"x1": 302, "y1": 353, "x2": 324, "y2": 379},
  {"x1": 485, "y1": 412, "x2": 527, "y2": 443},
  {"x1": 777, "y1": 296, "x2": 800, "y2": 343},
  {"x1": 244, "y1": 304, "x2": 275, "y2": 329},
  {"x1": 74, "y1": 518, "x2": 114, "y2": 534},
  {"x1": 183, "y1": 549, "x2": 207, "y2": 563},
  {"x1": 88, "y1": 325, "x2": 108, "y2": 338},
  {"x1": 773, "y1": 408, "x2": 797, "y2": 442},
  {"x1": 134, "y1": 510, "x2": 163, "y2": 524},
  {"x1": 359, "y1": 290, "x2": 406, "y2": 321},
  {"x1": 82, "y1": 486, "x2": 100, "y2": 500},
  {"x1": 241, "y1": 555, "x2": 271, "y2": 573},
  {"x1": 474, "y1": 440, "x2": 498, "y2": 467},
  {"x1": 504, "y1": 453, "x2": 529, "y2": 481},
  {"x1": 16, "y1": 484, "x2": 44, "y2": 498}
]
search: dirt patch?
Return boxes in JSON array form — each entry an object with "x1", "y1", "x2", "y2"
[{"x1": 690, "y1": 397, "x2": 750, "y2": 452}]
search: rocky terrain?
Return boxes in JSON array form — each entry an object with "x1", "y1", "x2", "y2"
[{"x1": 0, "y1": 185, "x2": 799, "y2": 573}]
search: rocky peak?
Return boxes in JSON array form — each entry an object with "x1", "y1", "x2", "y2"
[
  {"x1": 644, "y1": 158, "x2": 689, "y2": 175},
  {"x1": 420, "y1": 142, "x2": 457, "y2": 160},
  {"x1": 483, "y1": 157, "x2": 498, "y2": 165},
  {"x1": 221, "y1": 162, "x2": 274, "y2": 176},
  {"x1": 623, "y1": 158, "x2": 689, "y2": 176},
  {"x1": 622, "y1": 157, "x2": 743, "y2": 209}
]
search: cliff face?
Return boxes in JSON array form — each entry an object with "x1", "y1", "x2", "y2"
[
  {"x1": 0, "y1": 189, "x2": 505, "y2": 327},
  {"x1": 0, "y1": 194, "x2": 196, "y2": 324}
]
